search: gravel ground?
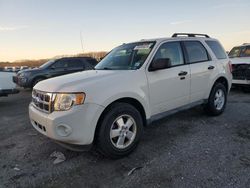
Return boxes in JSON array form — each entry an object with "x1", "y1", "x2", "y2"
[{"x1": 0, "y1": 89, "x2": 250, "y2": 188}]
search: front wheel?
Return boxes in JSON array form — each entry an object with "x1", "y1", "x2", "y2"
[
  {"x1": 96, "y1": 103, "x2": 143, "y2": 159},
  {"x1": 205, "y1": 83, "x2": 227, "y2": 116}
]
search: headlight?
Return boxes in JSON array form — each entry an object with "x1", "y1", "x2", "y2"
[
  {"x1": 53, "y1": 93, "x2": 85, "y2": 111},
  {"x1": 19, "y1": 72, "x2": 31, "y2": 77}
]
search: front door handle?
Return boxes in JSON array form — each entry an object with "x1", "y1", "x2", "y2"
[
  {"x1": 208, "y1": 65, "x2": 215, "y2": 70},
  {"x1": 178, "y1": 71, "x2": 188, "y2": 76}
]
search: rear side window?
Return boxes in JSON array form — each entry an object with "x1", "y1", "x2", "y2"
[
  {"x1": 184, "y1": 41, "x2": 209, "y2": 63},
  {"x1": 206, "y1": 41, "x2": 227, "y2": 59}
]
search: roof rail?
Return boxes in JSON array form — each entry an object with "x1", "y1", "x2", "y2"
[
  {"x1": 172, "y1": 33, "x2": 210, "y2": 38},
  {"x1": 243, "y1": 43, "x2": 250, "y2": 45}
]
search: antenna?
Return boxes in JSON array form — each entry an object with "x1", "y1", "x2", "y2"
[{"x1": 80, "y1": 30, "x2": 84, "y2": 53}]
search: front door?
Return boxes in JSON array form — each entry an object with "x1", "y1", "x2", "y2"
[{"x1": 146, "y1": 41, "x2": 190, "y2": 115}]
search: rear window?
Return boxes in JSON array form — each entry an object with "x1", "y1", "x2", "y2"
[
  {"x1": 206, "y1": 41, "x2": 227, "y2": 59},
  {"x1": 184, "y1": 41, "x2": 209, "y2": 63}
]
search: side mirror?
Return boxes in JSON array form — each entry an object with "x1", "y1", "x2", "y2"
[
  {"x1": 50, "y1": 65, "x2": 55, "y2": 70},
  {"x1": 149, "y1": 58, "x2": 171, "y2": 71}
]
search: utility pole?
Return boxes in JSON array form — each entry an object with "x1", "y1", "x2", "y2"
[{"x1": 80, "y1": 30, "x2": 84, "y2": 54}]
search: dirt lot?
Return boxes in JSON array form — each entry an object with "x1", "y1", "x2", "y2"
[{"x1": 0, "y1": 89, "x2": 250, "y2": 188}]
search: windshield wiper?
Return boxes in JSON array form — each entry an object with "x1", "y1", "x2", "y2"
[{"x1": 102, "y1": 67, "x2": 113, "y2": 70}]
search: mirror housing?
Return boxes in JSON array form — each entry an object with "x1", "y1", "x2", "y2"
[
  {"x1": 149, "y1": 58, "x2": 171, "y2": 71},
  {"x1": 50, "y1": 65, "x2": 56, "y2": 70}
]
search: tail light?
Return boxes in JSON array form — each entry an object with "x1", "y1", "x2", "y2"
[{"x1": 228, "y1": 61, "x2": 233, "y2": 73}]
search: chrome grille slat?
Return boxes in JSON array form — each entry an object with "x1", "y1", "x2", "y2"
[{"x1": 32, "y1": 90, "x2": 52, "y2": 113}]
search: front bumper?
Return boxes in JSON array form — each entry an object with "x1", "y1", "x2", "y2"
[
  {"x1": 232, "y1": 64, "x2": 250, "y2": 85},
  {"x1": 0, "y1": 88, "x2": 19, "y2": 96},
  {"x1": 29, "y1": 102, "x2": 105, "y2": 146},
  {"x1": 13, "y1": 76, "x2": 31, "y2": 88},
  {"x1": 232, "y1": 79, "x2": 250, "y2": 85}
]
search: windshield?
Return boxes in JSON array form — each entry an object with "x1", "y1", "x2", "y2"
[
  {"x1": 39, "y1": 60, "x2": 55, "y2": 69},
  {"x1": 229, "y1": 46, "x2": 250, "y2": 58},
  {"x1": 95, "y1": 42, "x2": 155, "y2": 70}
]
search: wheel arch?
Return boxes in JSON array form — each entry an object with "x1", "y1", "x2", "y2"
[
  {"x1": 31, "y1": 75, "x2": 47, "y2": 87},
  {"x1": 93, "y1": 97, "x2": 147, "y2": 144},
  {"x1": 206, "y1": 76, "x2": 229, "y2": 100},
  {"x1": 213, "y1": 76, "x2": 229, "y2": 92}
]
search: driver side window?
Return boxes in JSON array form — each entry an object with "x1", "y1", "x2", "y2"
[
  {"x1": 52, "y1": 59, "x2": 69, "y2": 69},
  {"x1": 153, "y1": 42, "x2": 184, "y2": 67}
]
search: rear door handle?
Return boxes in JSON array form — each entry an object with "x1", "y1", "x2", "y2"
[
  {"x1": 208, "y1": 65, "x2": 215, "y2": 70},
  {"x1": 178, "y1": 71, "x2": 188, "y2": 76}
]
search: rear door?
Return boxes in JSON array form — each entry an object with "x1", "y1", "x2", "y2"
[
  {"x1": 183, "y1": 41, "x2": 216, "y2": 103},
  {"x1": 146, "y1": 41, "x2": 190, "y2": 115},
  {"x1": 67, "y1": 59, "x2": 85, "y2": 73}
]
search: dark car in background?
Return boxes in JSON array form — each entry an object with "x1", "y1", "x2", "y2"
[{"x1": 13, "y1": 57, "x2": 98, "y2": 88}]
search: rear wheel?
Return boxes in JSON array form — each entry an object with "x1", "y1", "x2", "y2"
[
  {"x1": 205, "y1": 83, "x2": 227, "y2": 116},
  {"x1": 96, "y1": 103, "x2": 143, "y2": 159}
]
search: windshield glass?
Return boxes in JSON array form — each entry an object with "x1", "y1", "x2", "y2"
[
  {"x1": 95, "y1": 42, "x2": 155, "y2": 70},
  {"x1": 39, "y1": 60, "x2": 55, "y2": 69},
  {"x1": 229, "y1": 46, "x2": 250, "y2": 58}
]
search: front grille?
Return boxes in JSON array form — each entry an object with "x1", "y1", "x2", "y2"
[
  {"x1": 232, "y1": 64, "x2": 250, "y2": 80},
  {"x1": 32, "y1": 90, "x2": 53, "y2": 113},
  {"x1": 33, "y1": 120, "x2": 47, "y2": 132}
]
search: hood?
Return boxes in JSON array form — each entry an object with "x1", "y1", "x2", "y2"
[
  {"x1": 18, "y1": 67, "x2": 40, "y2": 75},
  {"x1": 230, "y1": 57, "x2": 250, "y2": 65},
  {"x1": 34, "y1": 70, "x2": 133, "y2": 92}
]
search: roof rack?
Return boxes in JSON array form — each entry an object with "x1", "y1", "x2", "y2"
[{"x1": 172, "y1": 33, "x2": 210, "y2": 38}]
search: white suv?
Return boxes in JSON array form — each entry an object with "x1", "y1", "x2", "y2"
[{"x1": 29, "y1": 33, "x2": 232, "y2": 158}]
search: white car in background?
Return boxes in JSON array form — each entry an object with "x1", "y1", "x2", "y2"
[
  {"x1": 0, "y1": 71, "x2": 19, "y2": 97},
  {"x1": 29, "y1": 33, "x2": 232, "y2": 158},
  {"x1": 4, "y1": 66, "x2": 13, "y2": 72},
  {"x1": 229, "y1": 43, "x2": 250, "y2": 91}
]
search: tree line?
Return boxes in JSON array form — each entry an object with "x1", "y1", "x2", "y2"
[{"x1": 0, "y1": 51, "x2": 107, "y2": 68}]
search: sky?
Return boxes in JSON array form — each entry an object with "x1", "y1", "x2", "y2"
[{"x1": 0, "y1": 0, "x2": 250, "y2": 62}]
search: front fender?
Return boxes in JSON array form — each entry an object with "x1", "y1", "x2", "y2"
[{"x1": 101, "y1": 91, "x2": 151, "y2": 119}]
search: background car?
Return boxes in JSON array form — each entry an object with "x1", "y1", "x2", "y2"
[
  {"x1": 13, "y1": 56, "x2": 98, "y2": 88},
  {"x1": 0, "y1": 71, "x2": 19, "y2": 97},
  {"x1": 229, "y1": 43, "x2": 250, "y2": 91},
  {"x1": 4, "y1": 66, "x2": 13, "y2": 72}
]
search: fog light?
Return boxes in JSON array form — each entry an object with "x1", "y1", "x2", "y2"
[{"x1": 56, "y1": 124, "x2": 72, "y2": 137}]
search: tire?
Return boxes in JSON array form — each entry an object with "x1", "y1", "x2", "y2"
[
  {"x1": 96, "y1": 102, "x2": 143, "y2": 159},
  {"x1": 205, "y1": 83, "x2": 227, "y2": 116},
  {"x1": 32, "y1": 77, "x2": 44, "y2": 88}
]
